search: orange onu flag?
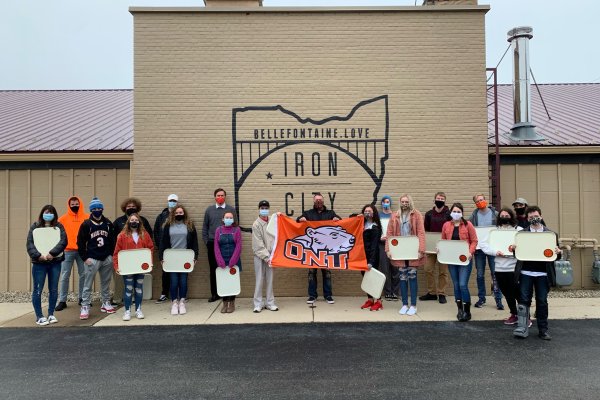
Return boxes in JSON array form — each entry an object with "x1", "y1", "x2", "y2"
[{"x1": 270, "y1": 215, "x2": 367, "y2": 271}]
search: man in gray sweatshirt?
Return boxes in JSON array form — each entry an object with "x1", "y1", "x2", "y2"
[{"x1": 202, "y1": 188, "x2": 237, "y2": 302}]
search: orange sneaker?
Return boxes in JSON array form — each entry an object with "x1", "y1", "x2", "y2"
[
  {"x1": 361, "y1": 299, "x2": 374, "y2": 309},
  {"x1": 370, "y1": 300, "x2": 383, "y2": 311}
]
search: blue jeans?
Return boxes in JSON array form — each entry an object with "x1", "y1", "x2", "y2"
[
  {"x1": 474, "y1": 250, "x2": 502, "y2": 302},
  {"x1": 58, "y1": 250, "x2": 85, "y2": 302},
  {"x1": 398, "y1": 265, "x2": 418, "y2": 306},
  {"x1": 448, "y1": 261, "x2": 473, "y2": 303},
  {"x1": 308, "y1": 269, "x2": 332, "y2": 298},
  {"x1": 170, "y1": 272, "x2": 188, "y2": 300},
  {"x1": 31, "y1": 262, "x2": 61, "y2": 319},
  {"x1": 123, "y1": 274, "x2": 144, "y2": 311},
  {"x1": 518, "y1": 273, "x2": 550, "y2": 332}
]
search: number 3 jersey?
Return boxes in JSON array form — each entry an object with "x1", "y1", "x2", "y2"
[{"x1": 77, "y1": 216, "x2": 116, "y2": 261}]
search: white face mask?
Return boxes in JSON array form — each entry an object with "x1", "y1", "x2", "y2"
[{"x1": 450, "y1": 211, "x2": 462, "y2": 221}]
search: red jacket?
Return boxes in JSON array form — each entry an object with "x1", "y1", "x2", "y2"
[
  {"x1": 441, "y1": 220, "x2": 478, "y2": 255},
  {"x1": 385, "y1": 209, "x2": 426, "y2": 268},
  {"x1": 113, "y1": 231, "x2": 154, "y2": 271}
]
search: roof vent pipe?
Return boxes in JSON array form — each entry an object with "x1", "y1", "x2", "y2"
[{"x1": 507, "y1": 26, "x2": 544, "y2": 142}]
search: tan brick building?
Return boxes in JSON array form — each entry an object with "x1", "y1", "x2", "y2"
[{"x1": 130, "y1": 1, "x2": 490, "y2": 298}]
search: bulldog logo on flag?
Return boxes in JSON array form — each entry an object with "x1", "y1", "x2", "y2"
[{"x1": 270, "y1": 216, "x2": 368, "y2": 271}]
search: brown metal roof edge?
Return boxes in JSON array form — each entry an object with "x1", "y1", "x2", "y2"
[
  {"x1": 489, "y1": 145, "x2": 600, "y2": 155},
  {"x1": 129, "y1": 5, "x2": 489, "y2": 13},
  {"x1": 0, "y1": 151, "x2": 133, "y2": 162}
]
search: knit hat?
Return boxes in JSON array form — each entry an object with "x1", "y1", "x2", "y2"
[
  {"x1": 89, "y1": 197, "x2": 104, "y2": 211},
  {"x1": 381, "y1": 195, "x2": 392, "y2": 205}
]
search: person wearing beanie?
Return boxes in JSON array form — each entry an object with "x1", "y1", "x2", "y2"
[
  {"x1": 154, "y1": 194, "x2": 179, "y2": 303},
  {"x1": 76, "y1": 197, "x2": 117, "y2": 320},
  {"x1": 251, "y1": 200, "x2": 278, "y2": 312},
  {"x1": 379, "y1": 195, "x2": 399, "y2": 301},
  {"x1": 55, "y1": 196, "x2": 89, "y2": 311}
]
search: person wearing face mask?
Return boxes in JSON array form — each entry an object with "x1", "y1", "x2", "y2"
[
  {"x1": 159, "y1": 205, "x2": 199, "y2": 316},
  {"x1": 113, "y1": 213, "x2": 155, "y2": 321},
  {"x1": 112, "y1": 198, "x2": 153, "y2": 305},
  {"x1": 421, "y1": 192, "x2": 451, "y2": 304},
  {"x1": 154, "y1": 194, "x2": 180, "y2": 303},
  {"x1": 512, "y1": 198, "x2": 546, "y2": 229},
  {"x1": 297, "y1": 193, "x2": 341, "y2": 304},
  {"x1": 55, "y1": 196, "x2": 89, "y2": 311},
  {"x1": 513, "y1": 206, "x2": 561, "y2": 341},
  {"x1": 251, "y1": 200, "x2": 278, "y2": 313},
  {"x1": 385, "y1": 194, "x2": 426, "y2": 316},
  {"x1": 441, "y1": 203, "x2": 478, "y2": 321},
  {"x1": 203, "y1": 188, "x2": 237, "y2": 303},
  {"x1": 26, "y1": 205, "x2": 68, "y2": 326},
  {"x1": 469, "y1": 193, "x2": 503, "y2": 310},
  {"x1": 379, "y1": 195, "x2": 399, "y2": 302},
  {"x1": 76, "y1": 197, "x2": 117, "y2": 320},
  {"x1": 480, "y1": 208, "x2": 524, "y2": 325},
  {"x1": 214, "y1": 212, "x2": 242, "y2": 313},
  {"x1": 359, "y1": 204, "x2": 383, "y2": 311}
]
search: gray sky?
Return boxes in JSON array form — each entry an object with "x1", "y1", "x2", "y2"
[{"x1": 1, "y1": 0, "x2": 599, "y2": 90}]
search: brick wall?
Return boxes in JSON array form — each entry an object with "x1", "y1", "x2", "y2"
[{"x1": 132, "y1": 7, "x2": 491, "y2": 298}]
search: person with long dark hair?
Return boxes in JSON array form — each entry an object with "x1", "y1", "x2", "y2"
[
  {"x1": 359, "y1": 204, "x2": 383, "y2": 311},
  {"x1": 441, "y1": 202, "x2": 478, "y2": 321},
  {"x1": 26, "y1": 205, "x2": 68, "y2": 326}
]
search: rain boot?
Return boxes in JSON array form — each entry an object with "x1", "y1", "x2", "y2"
[
  {"x1": 456, "y1": 300, "x2": 464, "y2": 321},
  {"x1": 513, "y1": 304, "x2": 529, "y2": 338},
  {"x1": 462, "y1": 302, "x2": 472, "y2": 321}
]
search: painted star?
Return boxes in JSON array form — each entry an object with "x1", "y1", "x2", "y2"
[{"x1": 266, "y1": 172, "x2": 273, "y2": 179}]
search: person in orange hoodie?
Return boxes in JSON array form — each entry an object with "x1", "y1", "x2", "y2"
[
  {"x1": 113, "y1": 213, "x2": 154, "y2": 321},
  {"x1": 55, "y1": 196, "x2": 89, "y2": 311}
]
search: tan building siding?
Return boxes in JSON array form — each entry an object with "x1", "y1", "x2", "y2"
[
  {"x1": 0, "y1": 166, "x2": 131, "y2": 292},
  {"x1": 132, "y1": 8, "x2": 490, "y2": 298}
]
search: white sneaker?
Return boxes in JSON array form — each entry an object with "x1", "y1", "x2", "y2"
[
  {"x1": 266, "y1": 305, "x2": 279, "y2": 311},
  {"x1": 179, "y1": 299, "x2": 187, "y2": 315},
  {"x1": 36, "y1": 317, "x2": 49, "y2": 326},
  {"x1": 253, "y1": 307, "x2": 262, "y2": 313},
  {"x1": 79, "y1": 306, "x2": 90, "y2": 320},
  {"x1": 47, "y1": 315, "x2": 58, "y2": 324},
  {"x1": 407, "y1": 306, "x2": 417, "y2": 316},
  {"x1": 171, "y1": 301, "x2": 179, "y2": 315},
  {"x1": 101, "y1": 302, "x2": 116, "y2": 314},
  {"x1": 123, "y1": 310, "x2": 131, "y2": 321},
  {"x1": 135, "y1": 308, "x2": 144, "y2": 319},
  {"x1": 399, "y1": 305, "x2": 409, "y2": 315}
]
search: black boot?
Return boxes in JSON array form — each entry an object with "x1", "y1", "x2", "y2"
[
  {"x1": 460, "y1": 302, "x2": 472, "y2": 322},
  {"x1": 456, "y1": 300, "x2": 464, "y2": 321},
  {"x1": 55, "y1": 302, "x2": 67, "y2": 311}
]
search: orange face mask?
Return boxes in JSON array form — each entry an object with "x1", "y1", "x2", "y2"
[{"x1": 476, "y1": 200, "x2": 488, "y2": 209}]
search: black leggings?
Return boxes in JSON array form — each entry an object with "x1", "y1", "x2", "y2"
[{"x1": 495, "y1": 271, "x2": 518, "y2": 315}]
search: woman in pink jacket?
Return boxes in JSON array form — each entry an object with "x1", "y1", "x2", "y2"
[
  {"x1": 385, "y1": 194, "x2": 426, "y2": 316},
  {"x1": 440, "y1": 203, "x2": 478, "y2": 321}
]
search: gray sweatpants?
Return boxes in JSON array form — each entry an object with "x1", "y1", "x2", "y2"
[
  {"x1": 253, "y1": 256, "x2": 275, "y2": 309},
  {"x1": 81, "y1": 256, "x2": 113, "y2": 307}
]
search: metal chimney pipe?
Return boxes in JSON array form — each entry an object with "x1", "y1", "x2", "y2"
[{"x1": 507, "y1": 26, "x2": 544, "y2": 141}]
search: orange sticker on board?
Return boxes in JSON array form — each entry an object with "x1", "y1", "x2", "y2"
[
  {"x1": 544, "y1": 249, "x2": 554, "y2": 258},
  {"x1": 391, "y1": 239, "x2": 399, "y2": 246},
  {"x1": 459, "y1": 255, "x2": 467, "y2": 262},
  {"x1": 184, "y1": 262, "x2": 192, "y2": 270},
  {"x1": 229, "y1": 267, "x2": 237, "y2": 275},
  {"x1": 141, "y1": 263, "x2": 149, "y2": 270}
]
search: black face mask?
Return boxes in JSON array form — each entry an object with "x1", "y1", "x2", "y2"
[
  {"x1": 175, "y1": 215, "x2": 185, "y2": 222},
  {"x1": 126, "y1": 208, "x2": 137, "y2": 216},
  {"x1": 498, "y1": 217, "x2": 511, "y2": 226},
  {"x1": 70, "y1": 205, "x2": 80, "y2": 213},
  {"x1": 129, "y1": 221, "x2": 139, "y2": 229},
  {"x1": 515, "y1": 207, "x2": 526, "y2": 216},
  {"x1": 435, "y1": 200, "x2": 445, "y2": 209}
]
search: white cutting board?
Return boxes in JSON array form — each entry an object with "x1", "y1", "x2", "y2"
[
  {"x1": 216, "y1": 265, "x2": 241, "y2": 297},
  {"x1": 32, "y1": 227, "x2": 61, "y2": 255},
  {"x1": 387, "y1": 236, "x2": 419, "y2": 260},
  {"x1": 437, "y1": 240, "x2": 470, "y2": 266},
  {"x1": 162, "y1": 249, "x2": 195, "y2": 273},
  {"x1": 360, "y1": 268, "x2": 386, "y2": 299},
  {"x1": 488, "y1": 229, "x2": 518, "y2": 255},
  {"x1": 425, "y1": 232, "x2": 442, "y2": 254},
  {"x1": 514, "y1": 231, "x2": 558, "y2": 262},
  {"x1": 117, "y1": 249, "x2": 153, "y2": 275}
]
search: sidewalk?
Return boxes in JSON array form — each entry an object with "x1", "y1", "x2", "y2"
[{"x1": 2, "y1": 296, "x2": 599, "y2": 328}]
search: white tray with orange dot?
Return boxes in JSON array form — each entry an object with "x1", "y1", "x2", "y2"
[
  {"x1": 514, "y1": 231, "x2": 558, "y2": 262},
  {"x1": 162, "y1": 249, "x2": 195, "y2": 273},
  {"x1": 216, "y1": 265, "x2": 241, "y2": 297},
  {"x1": 436, "y1": 240, "x2": 470, "y2": 266},
  {"x1": 117, "y1": 249, "x2": 153, "y2": 275},
  {"x1": 387, "y1": 236, "x2": 419, "y2": 260}
]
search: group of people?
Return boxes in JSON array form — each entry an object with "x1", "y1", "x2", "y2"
[{"x1": 26, "y1": 188, "x2": 558, "y2": 339}]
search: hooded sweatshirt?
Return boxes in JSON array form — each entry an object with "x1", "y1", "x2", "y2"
[{"x1": 58, "y1": 196, "x2": 89, "y2": 251}]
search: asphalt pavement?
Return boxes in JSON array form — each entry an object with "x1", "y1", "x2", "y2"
[{"x1": 2, "y1": 320, "x2": 600, "y2": 400}]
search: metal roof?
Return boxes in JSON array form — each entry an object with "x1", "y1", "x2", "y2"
[
  {"x1": 0, "y1": 90, "x2": 133, "y2": 152},
  {"x1": 489, "y1": 83, "x2": 600, "y2": 146},
  {"x1": 1, "y1": 84, "x2": 599, "y2": 152}
]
